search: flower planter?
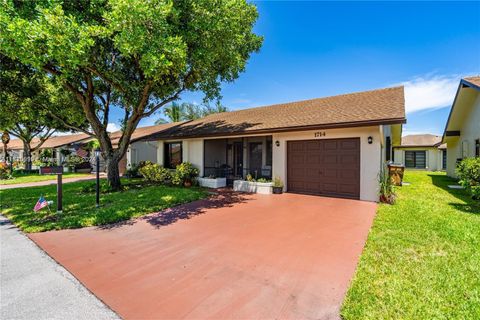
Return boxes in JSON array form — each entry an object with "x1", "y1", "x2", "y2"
[
  {"x1": 198, "y1": 177, "x2": 227, "y2": 189},
  {"x1": 233, "y1": 180, "x2": 273, "y2": 194},
  {"x1": 272, "y1": 186, "x2": 283, "y2": 194}
]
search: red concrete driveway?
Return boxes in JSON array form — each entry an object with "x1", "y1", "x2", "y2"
[{"x1": 30, "y1": 192, "x2": 376, "y2": 320}]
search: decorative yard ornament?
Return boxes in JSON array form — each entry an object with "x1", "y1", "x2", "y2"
[{"x1": 1, "y1": 131, "x2": 10, "y2": 160}]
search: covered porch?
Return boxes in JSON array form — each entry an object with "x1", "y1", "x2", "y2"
[{"x1": 203, "y1": 135, "x2": 273, "y2": 185}]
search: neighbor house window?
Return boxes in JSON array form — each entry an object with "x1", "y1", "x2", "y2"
[
  {"x1": 385, "y1": 137, "x2": 391, "y2": 162},
  {"x1": 442, "y1": 150, "x2": 447, "y2": 170},
  {"x1": 164, "y1": 142, "x2": 182, "y2": 169},
  {"x1": 405, "y1": 150, "x2": 426, "y2": 169}
]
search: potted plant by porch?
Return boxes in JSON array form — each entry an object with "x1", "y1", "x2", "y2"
[
  {"x1": 176, "y1": 162, "x2": 199, "y2": 188},
  {"x1": 272, "y1": 176, "x2": 284, "y2": 194},
  {"x1": 379, "y1": 164, "x2": 396, "y2": 204}
]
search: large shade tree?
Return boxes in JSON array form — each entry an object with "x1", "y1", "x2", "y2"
[
  {"x1": 0, "y1": 55, "x2": 85, "y2": 170},
  {"x1": 0, "y1": 0, "x2": 262, "y2": 189}
]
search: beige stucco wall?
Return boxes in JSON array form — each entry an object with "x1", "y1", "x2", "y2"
[
  {"x1": 272, "y1": 126, "x2": 382, "y2": 202},
  {"x1": 393, "y1": 147, "x2": 443, "y2": 171},
  {"x1": 148, "y1": 125, "x2": 387, "y2": 202},
  {"x1": 446, "y1": 90, "x2": 480, "y2": 177}
]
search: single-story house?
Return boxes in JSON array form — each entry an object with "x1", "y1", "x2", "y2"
[
  {"x1": 1, "y1": 133, "x2": 91, "y2": 166},
  {"x1": 134, "y1": 86, "x2": 406, "y2": 202},
  {"x1": 442, "y1": 76, "x2": 480, "y2": 177},
  {"x1": 120, "y1": 122, "x2": 184, "y2": 172},
  {"x1": 393, "y1": 134, "x2": 446, "y2": 171}
]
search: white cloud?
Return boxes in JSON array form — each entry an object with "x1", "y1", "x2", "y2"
[
  {"x1": 401, "y1": 75, "x2": 459, "y2": 113},
  {"x1": 106, "y1": 123, "x2": 120, "y2": 132}
]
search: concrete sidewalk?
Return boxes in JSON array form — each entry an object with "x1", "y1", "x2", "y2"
[
  {"x1": 0, "y1": 216, "x2": 119, "y2": 320},
  {"x1": 0, "y1": 174, "x2": 102, "y2": 190}
]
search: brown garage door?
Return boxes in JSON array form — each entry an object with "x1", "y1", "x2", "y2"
[{"x1": 287, "y1": 138, "x2": 360, "y2": 199}]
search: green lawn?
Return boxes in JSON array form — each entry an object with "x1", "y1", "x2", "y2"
[
  {"x1": 341, "y1": 171, "x2": 480, "y2": 319},
  {"x1": 0, "y1": 172, "x2": 92, "y2": 185},
  {"x1": 0, "y1": 179, "x2": 208, "y2": 232}
]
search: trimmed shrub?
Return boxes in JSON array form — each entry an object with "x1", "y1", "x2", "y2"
[
  {"x1": 456, "y1": 157, "x2": 480, "y2": 200},
  {"x1": 0, "y1": 162, "x2": 12, "y2": 180},
  {"x1": 138, "y1": 161, "x2": 172, "y2": 183},
  {"x1": 175, "y1": 162, "x2": 199, "y2": 184}
]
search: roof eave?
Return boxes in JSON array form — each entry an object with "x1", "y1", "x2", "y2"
[
  {"x1": 141, "y1": 117, "x2": 406, "y2": 141},
  {"x1": 442, "y1": 78, "x2": 480, "y2": 143}
]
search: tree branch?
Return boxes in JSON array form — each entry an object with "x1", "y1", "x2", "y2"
[{"x1": 85, "y1": 66, "x2": 126, "y2": 94}]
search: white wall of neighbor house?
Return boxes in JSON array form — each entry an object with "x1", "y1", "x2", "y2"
[
  {"x1": 127, "y1": 141, "x2": 158, "y2": 167},
  {"x1": 446, "y1": 90, "x2": 480, "y2": 177},
  {"x1": 393, "y1": 147, "x2": 442, "y2": 171},
  {"x1": 272, "y1": 126, "x2": 382, "y2": 202}
]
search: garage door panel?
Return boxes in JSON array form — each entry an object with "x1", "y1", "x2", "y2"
[
  {"x1": 323, "y1": 141, "x2": 338, "y2": 150},
  {"x1": 287, "y1": 138, "x2": 360, "y2": 199},
  {"x1": 323, "y1": 170, "x2": 337, "y2": 178},
  {"x1": 340, "y1": 155, "x2": 358, "y2": 164},
  {"x1": 306, "y1": 141, "x2": 321, "y2": 151},
  {"x1": 289, "y1": 142, "x2": 305, "y2": 152},
  {"x1": 323, "y1": 155, "x2": 338, "y2": 164},
  {"x1": 340, "y1": 140, "x2": 358, "y2": 149},
  {"x1": 306, "y1": 154, "x2": 321, "y2": 164}
]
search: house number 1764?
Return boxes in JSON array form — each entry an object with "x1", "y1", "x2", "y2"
[{"x1": 314, "y1": 131, "x2": 326, "y2": 137}]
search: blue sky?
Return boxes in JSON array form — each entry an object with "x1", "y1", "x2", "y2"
[{"x1": 129, "y1": 1, "x2": 480, "y2": 136}]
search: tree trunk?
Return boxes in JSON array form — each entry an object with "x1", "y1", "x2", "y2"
[
  {"x1": 105, "y1": 156, "x2": 121, "y2": 190},
  {"x1": 23, "y1": 142, "x2": 32, "y2": 171}
]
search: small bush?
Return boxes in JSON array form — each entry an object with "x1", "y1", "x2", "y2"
[
  {"x1": 138, "y1": 161, "x2": 172, "y2": 183},
  {"x1": 273, "y1": 176, "x2": 284, "y2": 188},
  {"x1": 124, "y1": 161, "x2": 147, "y2": 178},
  {"x1": 379, "y1": 163, "x2": 396, "y2": 204},
  {"x1": 456, "y1": 157, "x2": 480, "y2": 200},
  {"x1": 175, "y1": 162, "x2": 199, "y2": 183},
  {"x1": 0, "y1": 162, "x2": 12, "y2": 180}
]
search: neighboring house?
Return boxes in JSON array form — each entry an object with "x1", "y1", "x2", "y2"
[
  {"x1": 1, "y1": 133, "x2": 91, "y2": 166},
  {"x1": 393, "y1": 134, "x2": 446, "y2": 171},
  {"x1": 442, "y1": 76, "x2": 480, "y2": 178},
  {"x1": 134, "y1": 86, "x2": 406, "y2": 202},
  {"x1": 114, "y1": 122, "x2": 184, "y2": 173}
]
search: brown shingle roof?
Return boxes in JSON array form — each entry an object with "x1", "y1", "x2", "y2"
[
  {"x1": 6, "y1": 123, "x2": 180, "y2": 150},
  {"x1": 110, "y1": 122, "x2": 184, "y2": 146},
  {"x1": 6, "y1": 133, "x2": 90, "y2": 151},
  {"x1": 400, "y1": 134, "x2": 442, "y2": 147},
  {"x1": 464, "y1": 76, "x2": 480, "y2": 88},
  {"x1": 148, "y1": 86, "x2": 405, "y2": 139}
]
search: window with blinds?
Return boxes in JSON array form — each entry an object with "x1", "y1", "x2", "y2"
[{"x1": 405, "y1": 151, "x2": 426, "y2": 169}]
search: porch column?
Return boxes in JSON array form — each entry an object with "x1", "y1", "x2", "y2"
[{"x1": 156, "y1": 141, "x2": 164, "y2": 166}]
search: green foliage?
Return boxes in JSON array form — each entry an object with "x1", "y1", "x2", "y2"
[
  {"x1": 85, "y1": 139, "x2": 101, "y2": 151},
  {"x1": 378, "y1": 163, "x2": 396, "y2": 204},
  {"x1": 0, "y1": 178, "x2": 208, "y2": 232},
  {"x1": 0, "y1": 162, "x2": 12, "y2": 180},
  {"x1": 0, "y1": 54, "x2": 85, "y2": 142},
  {"x1": 175, "y1": 162, "x2": 199, "y2": 182},
  {"x1": 273, "y1": 176, "x2": 284, "y2": 188},
  {"x1": 456, "y1": 157, "x2": 480, "y2": 199},
  {"x1": 155, "y1": 101, "x2": 229, "y2": 124},
  {"x1": 138, "y1": 161, "x2": 172, "y2": 183},
  {"x1": 65, "y1": 155, "x2": 86, "y2": 167},
  {"x1": 1, "y1": 0, "x2": 261, "y2": 188},
  {"x1": 256, "y1": 178, "x2": 270, "y2": 183},
  {"x1": 342, "y1": 171, "x2": 480, "y2": 319},
  {"x1": 246, "y1": 174, "x2": 254, "y2": 182}
]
